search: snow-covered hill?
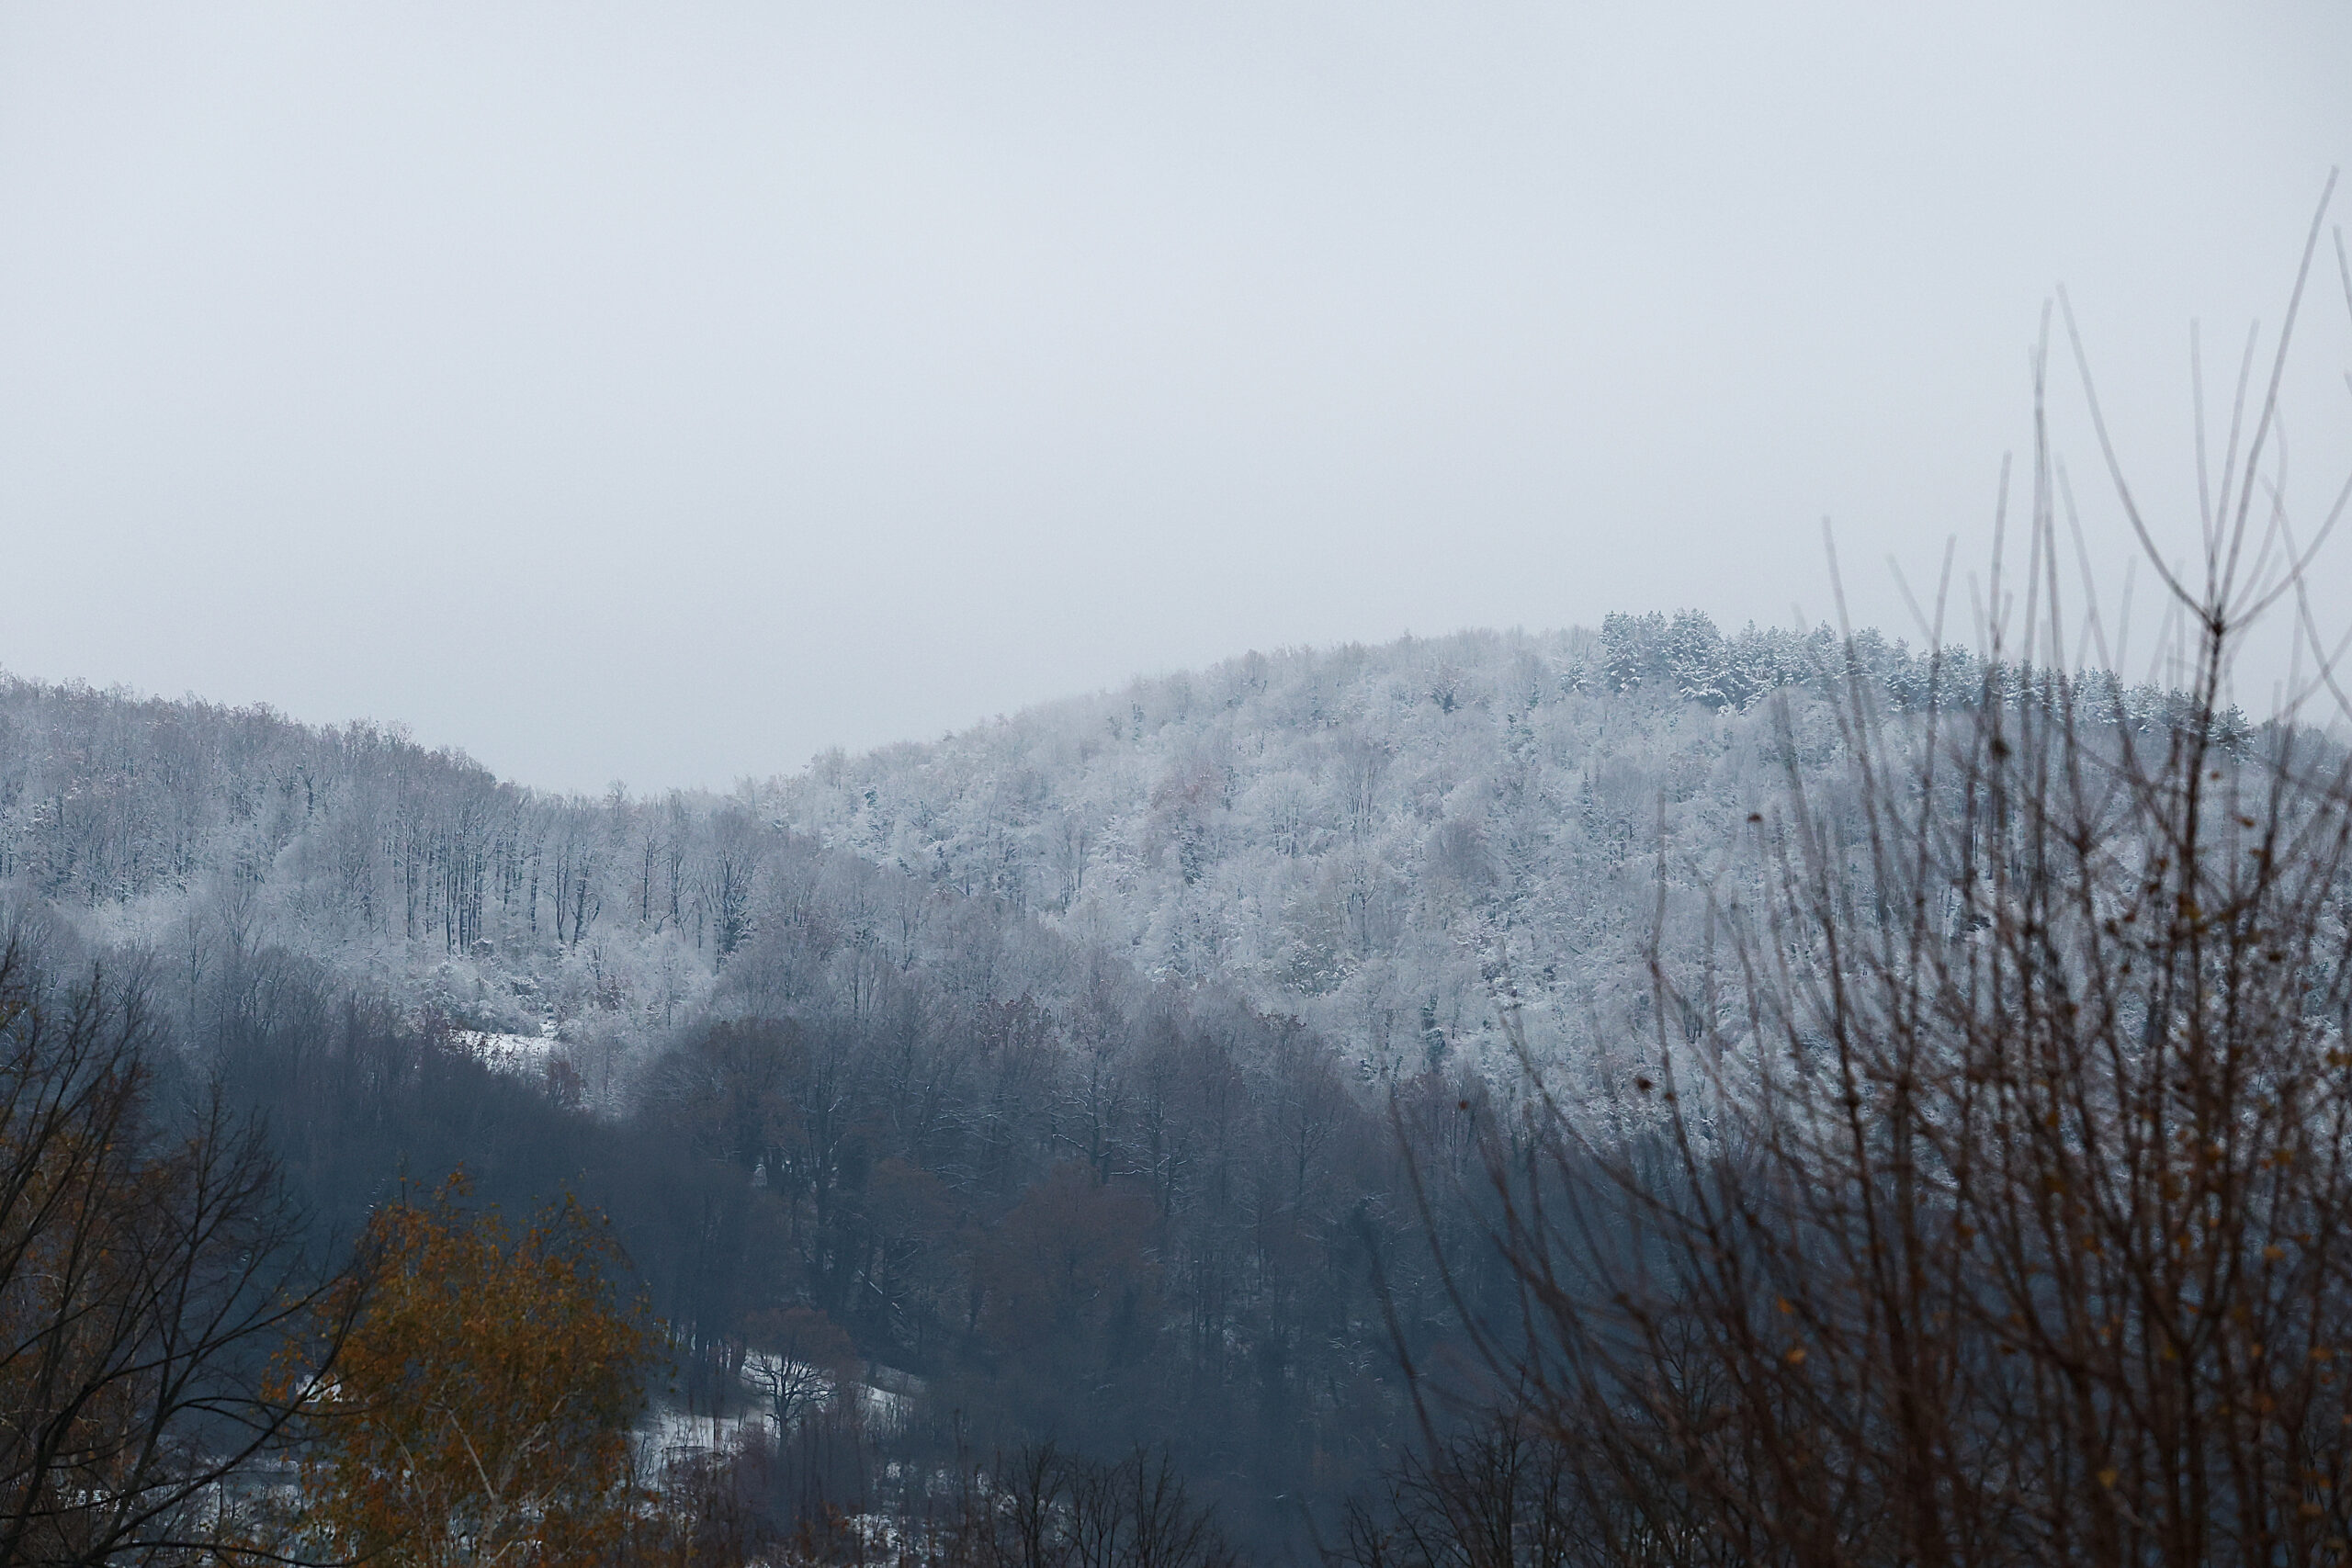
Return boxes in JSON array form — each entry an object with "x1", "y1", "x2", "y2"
[{"x1": 771, "y1": 615, "x2": 1941, "y2": 1078}]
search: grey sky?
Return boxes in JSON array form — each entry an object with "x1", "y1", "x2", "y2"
[{"x1": 2, "y1": 3, "x2": 2347, "y2": 792}]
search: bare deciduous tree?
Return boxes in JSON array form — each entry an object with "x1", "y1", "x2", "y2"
[
  {"x1": 1448, "y1": 191, "x2": 2352, "y2": 1567},
  {"x1": 0, "y1": 946, "x2": 349, "y2": 1567}
]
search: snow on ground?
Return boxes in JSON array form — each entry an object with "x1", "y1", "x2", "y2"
[
  {"x1": 639, "y1": 1356, "x2": 921, "y2": 1464},
  {"x1": 857, "y1": 1381, "x2": 913, "y2": 1434},
  {"x1": 642, "y1": 1402, "x2": 764, "y2": 1461},
  {"x1": 453, "y1": 1029, "x2": 561, "y2": 1077}
]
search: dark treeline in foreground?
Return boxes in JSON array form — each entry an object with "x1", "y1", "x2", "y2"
[{"x1": 0, "y1": 804, "x2": 1511, "y2": 1562}]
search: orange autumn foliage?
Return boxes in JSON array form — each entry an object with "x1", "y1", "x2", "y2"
[{"x1": 302, "y1": 1174, "x2": 656, "y2": 1568}]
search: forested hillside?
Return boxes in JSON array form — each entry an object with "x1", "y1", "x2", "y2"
[
  {"x1": 0, "y1": 615, "x2": 1951, "y2": 1089},
  {"x1": 773, "y1": 615, "x2": 1971, "y2": 1088},
  {"x1": 0, "y1": 622, "x2": 2236, "y2": 1558},
  {"x1": 0, "y1": 664, "x2": 1495, "y2": 1553}
]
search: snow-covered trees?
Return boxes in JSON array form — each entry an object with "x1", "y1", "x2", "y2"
[{"x1": 767, "y1": 627, "x2": 1878, "y2": 1088}]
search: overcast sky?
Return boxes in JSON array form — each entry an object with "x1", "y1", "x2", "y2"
[{"x1": 2, "y1": 3, "x2": 2347, "y2": 791}]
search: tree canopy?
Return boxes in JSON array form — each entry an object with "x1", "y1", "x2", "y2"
[{"x1": 300, "y1": 1176, "x2": 655, "y2": 1568}]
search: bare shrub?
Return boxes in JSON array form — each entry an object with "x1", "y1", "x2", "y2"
[
  {"x1": 0, "y1": 945, "x2": 349, "y2": 1566},
  {"x1": 1443, "y1": 191, "x2": 2352, "y2": 1567}
]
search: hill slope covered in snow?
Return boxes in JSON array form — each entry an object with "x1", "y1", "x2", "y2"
[{"x1": 772, "y1": 614, "x2": 1970, "y2": 1085}]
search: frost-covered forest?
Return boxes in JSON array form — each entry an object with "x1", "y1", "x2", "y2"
[
  {"x1": 0, "y1": 614, "x2": 1934, "y2": 1077},
  {"x1": 0, "y1": 615, "x2": 2248, "y2": 1557},
  {"x1": 775, "y1": 614, "x2": 2226, "y2": 1085}
]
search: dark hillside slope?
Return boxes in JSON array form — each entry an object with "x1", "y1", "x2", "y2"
[{"x1": 0, "y1": 671, "x2": 1487, "y2": 1555}]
